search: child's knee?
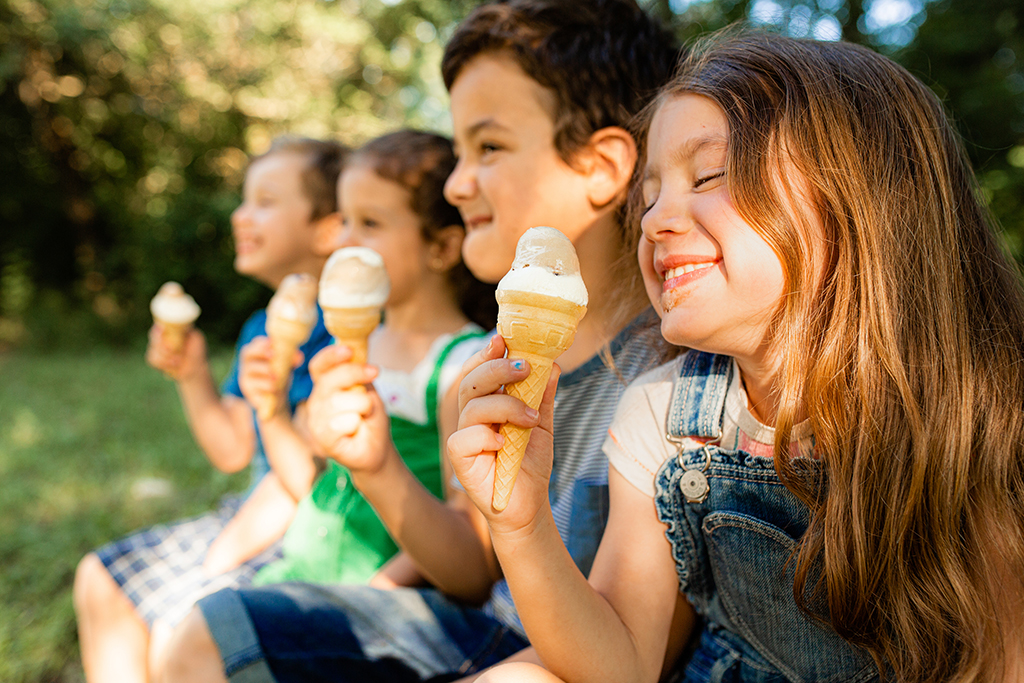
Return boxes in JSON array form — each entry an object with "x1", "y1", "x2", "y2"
[
  {"x1": 477, "y1": 663, "x2": 563, "y2": 683},
  {"x1": 161, "y1": 607, "x2": 225, "y2": 683},
  {"x1": 73, "y1": 553, "x2": 115, "y2": 613}
]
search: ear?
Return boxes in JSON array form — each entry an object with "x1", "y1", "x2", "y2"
[
  {"x1": 578, "y1": 127, "x2": 637, "y2": 210},
  {"x1": 428, "y1": 225, "x2": 466, "y2": 271},
  {"x1": 312, "y1": 212, "x2": 342, "y2": 257}
]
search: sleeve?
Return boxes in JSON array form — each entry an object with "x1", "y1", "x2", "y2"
[
  {"x1": 602, "y1": 357, "x2": 683, "y2": 498},
  {"x1": 220, "y1": 310, "x2": 268, "y2": 399},
  {"x1": 436, "y1": 332, "x2": 491, "y2": 401}
]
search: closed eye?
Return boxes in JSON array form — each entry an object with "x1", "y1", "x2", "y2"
[{"x1": 694, "y1": 171, "x2": 724, "y2": 189}]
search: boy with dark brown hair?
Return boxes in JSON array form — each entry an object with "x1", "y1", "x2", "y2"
[{"x1": 163, "y1": 3, "x2": 680, "y2": 681}]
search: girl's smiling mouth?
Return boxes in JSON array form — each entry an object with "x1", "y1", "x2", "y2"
[{"x1": 659, "y1": 258, "x2": 720, "y2": 292}]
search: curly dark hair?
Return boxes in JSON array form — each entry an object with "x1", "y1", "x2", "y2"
[
  {"x1": 253, "y1": 136, "x2": 348, "y2": 221},
  {"x1": 441, "y1": 0, "x2": 681, "y2": 163},
  {"x1": 352, "y1": 130, "x2": 498, "y2": 330}
]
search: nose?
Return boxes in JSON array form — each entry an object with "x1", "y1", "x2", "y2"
[
  {"x1": 230, "y1": 203, "x2": 249, "y2": 231},
  {"x1": 336, "y1": 221, "x2": 362, "y2": 248},
  {"x1": 640, "y1": 195, "x2": 688, "y2": 242},
  {"x1": 443, "y1": 157, "x2": 475, "y2": 206}
]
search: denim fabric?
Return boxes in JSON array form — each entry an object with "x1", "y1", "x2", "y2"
[
  {"x1": 199, "y1": 583, "x2": 529, "y2": 683},
  {"x1": 656, "y1": 352, "x2": 877, "y2": 683}
]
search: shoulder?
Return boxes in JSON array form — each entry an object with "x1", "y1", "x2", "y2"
[
  {"x1": 604, "y1": 354, "x2": 690, "y2": 498},
  {"x1": 236, "y1": 309, "x2": 268, "y2": 346},
  {"x1": 441, "y1": 326, "x2": 489, "y2": 370}
]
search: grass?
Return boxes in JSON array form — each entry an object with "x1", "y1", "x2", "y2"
[{"x1": 0, "y1": 347, "x2": 246, "y2": 683}]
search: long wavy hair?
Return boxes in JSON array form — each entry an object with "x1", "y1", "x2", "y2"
[{"x1": 632, "y1": 30, "x2": 1024, "y2": 682}]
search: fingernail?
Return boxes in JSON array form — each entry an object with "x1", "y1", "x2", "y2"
[
  {"x1": 525, "y1": 407, "x2": 539, "y2": 420},
  {"x1": 511, "y1": 359, "x2": 526, "y2": 371},
  {"x1": 496, "y1": 433, "x2": 505, "y2": 447}
]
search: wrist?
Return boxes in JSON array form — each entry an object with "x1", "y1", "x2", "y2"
[
  {"x1": 347, "y1": 441, "x2": 406, "y2": 492},
  {"x1": 490, "y1": 502, "x2": 556, "y2": 548},
  {"x1": 176, "y1": 358, "x2": 211, "y2": 386}
]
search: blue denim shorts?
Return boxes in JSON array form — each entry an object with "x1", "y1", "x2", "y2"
[{"x1": 198, "y1": 583, "x2": 529, "y2": 683}]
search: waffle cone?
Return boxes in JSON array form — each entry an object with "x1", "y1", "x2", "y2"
[
  {"x1": 257, "y1": 316, "x2": 315, "y2": 420},
  {"x1": 492, "y1": 290, "x2": 586, "y2": 511},
  {"x1": 156, "y1": 320, "x2": 192, "y2": 353},
  {"x1": 321, "y1": 306, "x2": 380, "y2": 399}
]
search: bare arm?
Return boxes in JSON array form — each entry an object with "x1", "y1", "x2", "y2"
[
  {"x1": 147, "y1": 324, "x2": 254, "y2": 473},
  {"x1": 202, "y1": 472, "x2": 297, "y2": 574},
  {"x1": 238, "y1": 337, "x2": 320, "y2": 500},
  {"x1": 306, "y1": 343, "x2": 503, "y2": 604},
  {"x1": 367, "y1": 551, "x2": 428, "y2": 589},
  {"x1": 447, "y1": 347, "x2": 695, "y2": 683}
]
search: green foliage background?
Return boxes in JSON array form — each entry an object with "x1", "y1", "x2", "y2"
[{"x1": 1, "y1": 0, "x2": 1022, "y2": 350}]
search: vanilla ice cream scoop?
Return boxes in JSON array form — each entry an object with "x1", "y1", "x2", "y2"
[
  {"x1": 496, "y1": 226, "x2": 588, "y2": 306},
  {"x1": 150, "y1": 282, "x2": 201, "y2": 325},
  {"x1": 267, "y1": 273, "x2": 319, "y2": 327},
  {"x1": 319, "y1": 247, "x2": 391, "y2": 309}
]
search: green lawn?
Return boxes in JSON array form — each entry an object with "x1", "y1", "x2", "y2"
[{"x1": 0, "y1": 348, "x2": 246, "y2": 683}]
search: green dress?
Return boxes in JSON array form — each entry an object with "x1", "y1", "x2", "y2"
[{"x1": 252, "y1": 328, "x2": 485, "y2": 586}]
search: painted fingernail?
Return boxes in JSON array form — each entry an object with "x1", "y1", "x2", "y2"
[{"x1": 511, "y1": 360, "x2": 526, "y2": 370}]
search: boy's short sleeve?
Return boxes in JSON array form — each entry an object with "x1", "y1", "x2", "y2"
[
  {"x1": 220, "y1": 310, "x2": 270, "y2": 399},
  {"x1": 603, "y1": 356, "x2": 684, "y2": 498}
]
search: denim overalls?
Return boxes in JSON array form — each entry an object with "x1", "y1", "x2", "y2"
[{"x1": 654, "y1": 352, "x2": 878, "y2": 683}]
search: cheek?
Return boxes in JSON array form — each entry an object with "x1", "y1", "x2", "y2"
[
  {"x1": 461, "y1": 229, "x2": 512, "y2": 284},
  {"x1": 637, "y1": 240, "x2": 663, "y2": 311}
]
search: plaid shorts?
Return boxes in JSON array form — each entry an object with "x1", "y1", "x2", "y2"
[{"x1": 96, "y1": 495, "x2": 283, "y2": 627}]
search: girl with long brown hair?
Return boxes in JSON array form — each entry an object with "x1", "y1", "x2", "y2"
[{"x1": 447, "y1": 30, "x2": 1024, "y2": 683}]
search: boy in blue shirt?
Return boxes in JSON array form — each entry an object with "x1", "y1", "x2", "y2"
[{"x1": 74, "y1": 138, "x2": 346, "y2": 683}]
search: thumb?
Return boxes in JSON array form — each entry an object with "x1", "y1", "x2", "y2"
[{"x1": 537, "y1": 364, "x2": 560, "y2": 434}]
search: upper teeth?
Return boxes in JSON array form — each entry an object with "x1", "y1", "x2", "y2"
[{"x1": 665, "y1": 262, "x2": 714, "y2": 280}]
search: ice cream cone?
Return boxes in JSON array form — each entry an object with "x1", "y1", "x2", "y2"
[
  {"x1": 318, "y1": 248, "x2": 390, "y2": 396},
  {"x1": 258, "y1": 273, "x2": 320, "y2": 420},
  {"x1": 158, "y1": 321, "x2": 192, "y2": 353},
  {"x1": 489, "y1": 227, "x2": 588, "y2": 511},
  {"x1": 321, "y1": 305, "x2": 381, "y2": 366},
  {"x1": 492, "y1": 292, "x2": 586, "y2": 511},
  {"x1": 257, "y1": 317, "x2": 313, "y2": 419},
  {"x1": 150, "y1": 282, "x2": 200, "y2": 355}
]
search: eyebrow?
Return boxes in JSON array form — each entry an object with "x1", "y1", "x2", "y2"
[
  {"x1": 643, "y1": 134, "x2": 728, "y2": 181},
  {"x1": 466, "y1": 118, "x2": 511, "y2": 138}
]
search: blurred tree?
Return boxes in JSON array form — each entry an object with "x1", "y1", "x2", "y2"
[
  {"x1": 0, "y1": 0, "x2": 475, "y2": 348},
  {"x1": 898, "y1": 0, "x2": 1024, "y2": 258}
]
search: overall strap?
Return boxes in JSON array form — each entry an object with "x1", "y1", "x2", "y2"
[
  {"x1": 423, "y1": 328, "x2": 487, "y2": 427},
  {"x1": 666, "y1": 351, "x2": 733, "y2": 440}
]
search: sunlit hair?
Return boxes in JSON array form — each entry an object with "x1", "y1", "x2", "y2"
[
  {"x1": 252, "y1": 136, "x2": 348, "y2": 221},
  {"x1": 350, "y1": 129, "x2": 497, "y2": 330},
  {"x1": 631, "y1": 29, "x2": 1024, "y2": 682}
]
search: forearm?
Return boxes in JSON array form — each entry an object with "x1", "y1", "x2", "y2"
[
  {"x1": 490, "y1": 508, "x2": 654, "y2": 683},
  {"x1": 257, "y1": 413, "x2": 320, "y2": 500},
  {"x1": 176, "y1": 368, "x2": 253, "y2": 473},
  {"x1": 350, "y1": 449, "x2": 496, "y2": 603}
]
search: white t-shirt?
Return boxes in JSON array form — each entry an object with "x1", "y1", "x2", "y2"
[
  {"x1": 603, "y1": 353, "x2": 815, "y2": 497},
  {"x1": 374, "y1": 325, "x2": 487, "y2": 425}
]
